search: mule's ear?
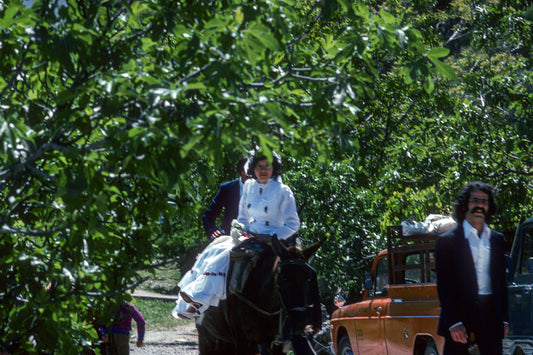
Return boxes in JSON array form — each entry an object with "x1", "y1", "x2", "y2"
[
  {"x1": 271, "y1": 235, "x2": 290, "y2": 259},
  {"x1": 302, "y1": 237, "x2": 326, "y2": 260}
]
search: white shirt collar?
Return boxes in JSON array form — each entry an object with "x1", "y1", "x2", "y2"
[{"x1": 463, "y1": 219, "x2": 490, "y2": 240}]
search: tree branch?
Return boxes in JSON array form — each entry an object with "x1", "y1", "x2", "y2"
[
  {"x1": 0, "y1": 142, "x2": 69, "y2": 182},
  {"x1": 85, "y1": 276, "x2": 151, "y2": 298},
  {"x1": 0, "y1": 223, "x2": 71, "y2": 236}
]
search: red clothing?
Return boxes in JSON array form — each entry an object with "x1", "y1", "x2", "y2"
[{"x1": 109, "y1": 303, "x2": 145, "y2": 341}]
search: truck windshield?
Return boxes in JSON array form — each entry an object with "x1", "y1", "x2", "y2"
[
  {"x1": 374, "y1": 256, "x2": 388, "y2": 296},
  {"x1": 520, "y1": 226, "x2": 533, "y2": 275}
]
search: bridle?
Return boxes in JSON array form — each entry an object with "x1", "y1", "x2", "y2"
[
  {"x1": 231, "y1": 255, "x2": 313, "y2": 349},
  {"x1": 232, "y1": 256, "x2": 311, "y2": 311},
  {"x1": 231, "y1": 256, "x2": 282, "y2": 317},
  {"x1": 277, "y1": 258, "x2": 314, "y2": 314}
]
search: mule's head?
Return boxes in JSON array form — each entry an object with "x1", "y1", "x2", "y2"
[
  {"x1": 272, "y1": 236, "x2": 325, "y2": 337},
  {"x1": 271, "y1": 235, "x2": 325, "y2": 262}
]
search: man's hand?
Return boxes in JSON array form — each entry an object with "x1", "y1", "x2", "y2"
[
  {"x1": 209, "y1": 230, "x2": 223, "y2": 240},
  {"x1": 449, "y1": 323, "x2": 468, "y2": 344},
  {"x1": 304, "y1": 325, "x2": 321, "y2": 336}
]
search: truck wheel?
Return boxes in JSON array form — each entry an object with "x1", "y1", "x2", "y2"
[
  {"x1": 423, "y1": 340, "x2": 438, "y2": 355},
  {"x1": 337, "y1": 335, "x2": 354, "y2": 355}
]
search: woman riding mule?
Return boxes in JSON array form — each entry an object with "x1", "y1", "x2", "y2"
[
  {"x1": 199, "y1": 235, "x2": 324, "y2": 355},
  {"x1": 172, "y1": 151, "x2": 300, "y2": 319}
]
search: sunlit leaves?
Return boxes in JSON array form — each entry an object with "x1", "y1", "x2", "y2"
[
  {"x1": 2, "y1": 0, "x2": 532, "y2": 351},
  {"x1": 426, "y1": 47, "x2": 457, "y2": 80}
]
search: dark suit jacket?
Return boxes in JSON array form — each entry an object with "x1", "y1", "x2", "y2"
[
  {"x1": 202, "y1": 178, "x2": 241, "y2": 237},
  {"x1": 435, "y1": 224, "x2": 508, "y2": 338}
]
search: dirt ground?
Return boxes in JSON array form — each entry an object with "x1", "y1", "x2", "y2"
[
  {"x1": 128, "y1": 290, "x2": 333, "y2": 355},
  {"x1": 127, "y1": 290, "x2": 200, "y2": 354},
  {"x1": 129, "y1": 319, "x2": 199, "y2": 355},
  {"x1": 129, "y1": 280, "x2": 333, "y2": 354}
]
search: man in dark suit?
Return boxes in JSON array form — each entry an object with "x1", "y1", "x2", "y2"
[
  {"x1": 202, "y1": 157, "x2": 248, "y2": 240},
  {"x1": 198, "y1": 157, "x2": 248, "y2": 354},
  {"x1": 435, "y1": 181, "x2": 509, "y2": 355}
]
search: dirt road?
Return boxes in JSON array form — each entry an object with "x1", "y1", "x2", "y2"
[
  {"x1": 130, "y1": 319, "x2": 199, "y2": 355},
  {"x1": 127, "y1": 290, "x2": 333, "y2": 354},
  {"x1": 128, "y1": 290, "x2": 199, "y2": 354}
]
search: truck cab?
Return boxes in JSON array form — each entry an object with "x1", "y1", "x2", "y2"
[
  {"x1": 504, "y1": 217, "x2": 533, "y2": 355},
  {"x1": 330, "y1": 225, "x2": 444, "y2": 355}
]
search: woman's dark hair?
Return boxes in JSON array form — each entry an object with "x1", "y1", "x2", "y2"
[
  {"x1": 452, "y1": 181, "x2": 497, "y2": 223},
  {"x1": 247, "y1": 150, "x2": 282, "y2": 180}
]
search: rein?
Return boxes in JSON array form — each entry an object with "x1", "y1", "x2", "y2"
[
  {"x1": 232, "y1": 256, "x2": 282, "y2": 317},
  {"x1": 232, "y1": 286, "x2": 288, "y2": 350},
  {"x1": 231, "y1": 250, "x2": 313, "y2": 349},
  {"x1": 233, "y1": 293, "x2": 282, "y2": 316}
]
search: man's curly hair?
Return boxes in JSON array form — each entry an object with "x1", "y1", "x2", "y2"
[{"x1": 452, "y1": 181, "x2": 497, "y2": 223}]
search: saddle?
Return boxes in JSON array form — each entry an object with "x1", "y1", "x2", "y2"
[{"x1": 227, "y1": 239, "x2": 269, "y2": 295}]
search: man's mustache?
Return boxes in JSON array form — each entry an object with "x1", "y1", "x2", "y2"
[{"x1": 471, "y1": 207, "x2": 486, "y2": 215}]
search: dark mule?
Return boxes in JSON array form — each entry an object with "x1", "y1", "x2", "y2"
[{"x1": 197, "y1": 236, "x2": 325, "y2": 355}]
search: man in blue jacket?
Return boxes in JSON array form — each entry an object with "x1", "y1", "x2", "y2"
[
  {"x1": 198, "y1": 157, "x2": 248, "y2": 354},
  {"x1": 202, "y1": 157, "x2": 248, "y2": 240},
  {"x1": 435, "y1": 181, "x2": 509, "y2": 355}
]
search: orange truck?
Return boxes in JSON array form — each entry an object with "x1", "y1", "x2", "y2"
[{"x1": 329, "y1": 225, "x2": 444, "y2": 355}]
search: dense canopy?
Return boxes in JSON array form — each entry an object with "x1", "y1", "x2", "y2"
[{"x1": 1, "y1": 0, "x2": 532, "y2": 352}]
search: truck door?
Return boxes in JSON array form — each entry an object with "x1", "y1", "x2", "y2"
[
  {"x1": 508, "y1": 219, "x2": 533, "y2": 339},
  {"x1": 353, "y1": 255, "x2": 389, "y2": 354}
]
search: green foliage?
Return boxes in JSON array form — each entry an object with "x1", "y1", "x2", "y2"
[
  {"x1": 286, "y1": 157, "x2": 385, "y2": 297},
  {"x1": 1, "y1": 0, "x2": 532, "y2": 351}
]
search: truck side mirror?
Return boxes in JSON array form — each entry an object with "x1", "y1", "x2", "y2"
[
  {"x1": 364, "y1": 272, "x2": 372, "y2": 290},
  {"x1": 505, "y1": 254, "x2": 511, "y2": 270},
  {"x1": 526, "y1": 258, "x2": 533, "y2": 273},
  {"x1": 334, "y1": 294, "x2": 346, "y2": 308},
  {"x1": 505, "y1": 254, "x2": 511, "y2": 282}
]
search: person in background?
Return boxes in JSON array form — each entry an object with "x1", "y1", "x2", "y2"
[
  {"x1": 103, "y1": 301, "x2": 145, "y2": 355},
  {"x1": 198, "y1": 157, "x2": 248, "y2": 353},
  {"x1": 435, "y1": 181, "x2": 509, "y2": 355},
  {"x1": 202, "y1": 157, "x2": 249, "y2": 240}
]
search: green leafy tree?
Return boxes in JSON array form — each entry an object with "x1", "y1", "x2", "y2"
[
  {"x1": 285, "y1": 157, "x2": 386, "y2": 302},
  {"x1": 0, "y1": 0, "x2": 451, "y2": 351},
  {"x1": 2, "y1": 0, "x2": 532, "y2": 351},
  {"x1": 285, "y1": 0, "x2": 533, "y2": 303}
]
